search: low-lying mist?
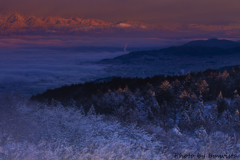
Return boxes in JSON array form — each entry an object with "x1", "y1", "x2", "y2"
[{"x1": 0, "y1": 36, "x2": 190, "y2": 96}]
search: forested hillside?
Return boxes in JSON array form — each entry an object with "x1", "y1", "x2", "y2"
[{"x1": 31, "y1": 65, "x2": 240, "y2": 134}]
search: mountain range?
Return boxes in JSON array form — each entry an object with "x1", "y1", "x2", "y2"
[
  {"x1": 0, "y1": 12, "x2": 158, "y2": 36},
  {"x1": 1, "y1": 12, "x2": 240, "y2": 38}
]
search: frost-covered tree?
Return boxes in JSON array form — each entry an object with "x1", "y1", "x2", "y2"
[
  {"x1": 195, "y1": 108, "x2": 205, "y2": 123},
  {"x1": 170, "y1": 125, "x2": 182, "y2": 136},
  {"x1": 50, "y1": 98, "x2": 63, "y2": 108},
  {"x1": 93, "y1": 90, "x2": 124, "y2": 114},
  {"x1": 221, "y1": 109, "x2": 232, "y2": 124},
  {"x1": 184, "y1": 73, "x2": 193, "y2": 88},
  {"x1": 122, "y1": 90, "x2": 137, "y2": 110},
  {"x1": 234, "y1": 109, "x2": 240, "y2": 124},
  {"x1": 216, "y1": 91, "x2": 229, "y2": 115},
  {"x1": 216, "y1": 70, "x2": 230, "y2": 97},
  {"x1": 145, "y1": 89, "x2": 161, "y2": 120},
  {"x1": 80, "y1": 104, "x2": 85, "y2": 115},
  {"x1": 156, "y1": 80, "x2": 174, "y2": 105},
  {"x1": 147, "y1": 106, "x2": 155, "y2": 121},
  {"x1": 208, "y1": 105, "x2": 218, "y2": 123},
  {"x1": 194, "y1": 125, "x2": 208, "y2": 138},
  {"x1": 181, "y1": 101, "x2": 189, "y2": 111},
  {"x1": 179, "y1": 109, "x2": 191, "y2": 126},
  {"x1": 231, "y1": 90, "x2": 240, "y2": 113},
  {"x1": 161, "y1": 101, "x2": 168, "y2": 126},
  {"x1": 188, "y1": 104, "x2": 197, "y2": 123},
  {"x1": 88, "y1": 104, "x2": 96, "y2": 115}
]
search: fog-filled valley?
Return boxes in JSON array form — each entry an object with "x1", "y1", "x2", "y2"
[
  {"x1": 0, "y1": 48, "x2": 125, "y2": 96},
  {"x1": 0, "y1": 36, "x2": 190, "y2": 96}
]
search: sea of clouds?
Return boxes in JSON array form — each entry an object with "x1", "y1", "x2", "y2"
[{"x1": 0, "y1": 36, "x2": 189, "y2": 96}]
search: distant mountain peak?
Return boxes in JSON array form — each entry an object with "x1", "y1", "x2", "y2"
[
  {"x1": 6, "y1": 12, "x2": 24, "y2": 22},
  {"x1": 0, "y1": 12, "x2": 157, "y2": 35},
  {"x1": 1, "y1": 12, "x2": 240, "y2": 37},
  {"x1": 26, "y1": 16, "x2": 44, "y2": 26}
]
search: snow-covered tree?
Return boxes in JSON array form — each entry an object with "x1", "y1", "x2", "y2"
[
  {"x1": 156, "y1": 80, "x2": 174, "y2": 105},
  {"x1": 216, "y1": 91, "x2": 229, "y2": 115},
  {"x1": 145, "y1": 89, "x2": 161, "y2": 120},
  {"x1": 221, "y1": 109, "x2": 232, "y2": 124},
  {"x1": 88, "y1": 104, "x2": 96, "y2": 116},
  {"x1": 50, "y1": 98, "x2": 63, "y2": 108},
  {"x1": 234, "y1": 109, "x2": 240, "y2": 124},
  {"x1": 208, "y1": 105, "x2": 218, "y2": 123},
  {"x1": 195, "y1": 108, "x2": 205, "y2": 123},
  {"x1": 231, "y1": 90, "x2": 240, "y2": 113},
  {"x1": 134, "y1": 88, "x2": 145, "y2": 110},
  {"x1": 194, "y1": 125, "x2": 208, "y2": 138},
  {"x1": 80, "y1": 104, "x2": 85, "y2": 115},
  {"x1": 180, "y1": 109, "x2": 191, "y2": 125},
  {"x1": 170, "y1": 125, "x2": 182, "y2": 136}
]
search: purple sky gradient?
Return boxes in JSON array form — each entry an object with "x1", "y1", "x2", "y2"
[{"x1": 1, "y1": 0, "x2": 240, "y2": 25}]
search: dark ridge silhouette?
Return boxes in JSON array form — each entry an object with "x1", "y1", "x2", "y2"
[
  {"x1": 216, "y1": 65, "x2": 239, "y2": 72},
  {"x1": 99, "y1": 39, "x2": 240, "y2": 64},
  {"x1": 184, "y1": 38, "x2": 240, "y2": 49},
  {"x1": 29, "y1": 46, "x2": 163, "y2": 53}
]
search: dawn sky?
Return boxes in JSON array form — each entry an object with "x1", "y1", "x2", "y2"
[{"x1": 1, "y1": 0, "x2": 240, "y2": 25}]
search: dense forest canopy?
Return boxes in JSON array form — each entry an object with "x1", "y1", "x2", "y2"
[
  {"x1": 32, "y1": 65, "x2": 240, "y2": 104},
  {"x1": 30, "y1": 65, "x2": 240, "y2": 132}
]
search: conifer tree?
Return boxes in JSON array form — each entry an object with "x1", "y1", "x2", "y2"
[
  {"x1": 88, "y1": 104, "x2": 96, "y2": 116},
  {"x1": 145, "y1": 89, "x2": 161, "y2": 119},
  {"x1": 217, "y1": 91, "x2": 229, "y2": 115},
  {"x1": 194, "y1": 125, "x2": 208, "y2": 138},
  {"x1": 195, "y1": 79, "x2": 209, "y2": 98},
  {"x1": 171, "y1": 124, "x2": 182, "y2": 135},
  {"x1": 234, "y1": 109, "x2": 240, "y2": 124},
  {"x1": 209, "y1": 105, "x2": 218, "y2": 123},
  {"x1": 221, "y1": 109, "x2": 232, "y2": 124},
  {"x1": 80, "y1": 104, "x2": 85, "y2": 115},
  {"x1": 180, "y1": 109, "x2": 191, "y2": 125},
  {"x1": 195, "y1": 108, "x2": 205, "y2": 123},
  {"x1": 232, "y1": 90, "x2": 240, "y2": 113},
  {"x1": 155, "y1": 80, "x2": 173, "y2": 106},
  {"x1": 147, "y1": 106, "x2": 155, "y2": 121},
  {"x1": 179, "y1": 89, "x2": 198, "y2": 105},
  {"x1": 134, "y1": 88, "x2": 145, "y2": 110},
  {"x1": 234, "y1": 90, "x2": 239, "y2": 99},
  {"x1": 161, "y1": 101, "x2": 168, "y2": 126}
]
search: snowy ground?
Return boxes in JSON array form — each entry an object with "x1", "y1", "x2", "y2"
[{"x1": 0, "y1": 93, "x2": 240, "y2": 160}]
